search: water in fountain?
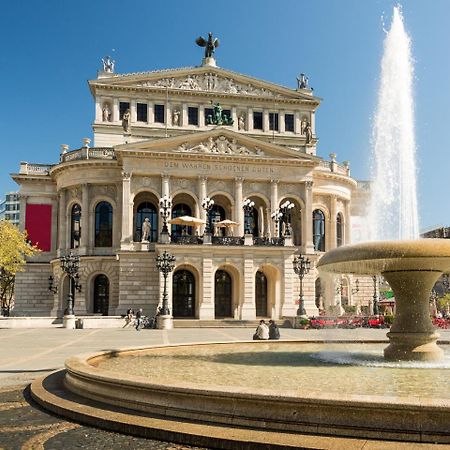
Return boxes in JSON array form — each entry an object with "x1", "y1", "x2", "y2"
[{"x1": 368, "y1": 6, "x2": 419, "y2": 240}]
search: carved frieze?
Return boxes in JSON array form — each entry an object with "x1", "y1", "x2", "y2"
[
  {"x1": 208, "y1": 179, "x2": 233, "y2": 196},
  {"x1": 131, "y1": 176, "x2": 159, "y2": 192},
  {"x1": 243, "y1": 182, "x2": 269, "y2": 198},
  {"x1": 92, "y1": 185, "x2": 117, "y2": 198},
  {"x1": 136, "y1": 73, "x2": 283, "y2": 97},
  {"x1": 171, "y1": 177, "x2": 196, "y2": 193},
  {"x1": 176, "y1": 135, "x2": 265, "y2": 156}
]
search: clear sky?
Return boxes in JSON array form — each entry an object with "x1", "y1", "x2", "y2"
[{"x1": 0, "y1": 0, "x2": 449, "y2": 230}]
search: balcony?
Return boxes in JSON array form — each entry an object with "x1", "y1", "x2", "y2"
[{"x1": 61, "y1": 147, "x2": 116, "y2": 163}]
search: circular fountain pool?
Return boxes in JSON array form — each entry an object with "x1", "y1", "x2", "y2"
[{"x1": 46, "y1": 340, "x2": 450, "y2": 445}]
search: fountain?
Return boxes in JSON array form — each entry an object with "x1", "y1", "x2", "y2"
[{"x1": 30, "y1": 7, "x2": 450, "y2": 446}]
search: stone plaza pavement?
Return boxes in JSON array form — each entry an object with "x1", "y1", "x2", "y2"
[{"x1": 1, "y1": 327, "x2": 449, "y2": 450}]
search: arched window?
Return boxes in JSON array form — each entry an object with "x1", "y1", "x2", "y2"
[
  {"x1": 93, "y1": 274, "x2": 109, "y2": 315},
  {"x1": 313, "y1": 209, "x2": 325, "y2": 252},
  {"x1": 95, "y1": 201, "x2": 113, "y2": 247},
  {"x1": 210, "y1": 204, "x2": 225, "y2": 236},
  {"x1": 135, "y1": 202, "x2": 158, "y2": 242},
  {"x1": 173, "y1": 270, "x2": 196, "y2": 318},
  {"x1": 244, "y1": 207, "x2": 259, "y2": 237},
  {"x1": 255, "y1": 271, "x2": 268, "y2": 317},
  {"x1": 70, "y1": 204, "x2": 81, "y2": 249},
  {"x1": 215, "y1": 270, "x2": 232, "y2": 318},
  {"x1": 336, "y1": 213, "x2": 344, "y2": 247},
  {"x1": 171, "y1": 203, "x2": 192, "y2": 236}
]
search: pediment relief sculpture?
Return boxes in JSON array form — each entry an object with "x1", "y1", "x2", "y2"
[
  {"x1": 175, "y1": 136, "x2": 265, "y2": 156},
  {"x1": 136, "y1": 73, "x2": 283, "y2": 98}
]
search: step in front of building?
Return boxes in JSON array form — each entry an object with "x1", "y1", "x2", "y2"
[{"x1": 173, "y1": 319, "x2": 292, "y2": 328}]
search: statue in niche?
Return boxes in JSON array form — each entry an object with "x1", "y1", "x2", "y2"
[
  {"x1": 141, "y1": 218, "x2": 151, "y2": 242},
  {"x1": 102, "y1": 56, "x2": 115, "y2": 73},
  {"x1": 122, "y1": 109, "x2": 131, "y2": 133},
  {"x1": 172, "y1": 110, "x2": 180, "y2": 126},
  {"x1": 238, "y1": 115, "x2": 246, "y2": 130},
  {"x1": 102, "y1": 103, "x2": 111, "y2": 122},
  {"x1": 296, "y1": 73, "x2": 309, "y2": 89},
  {"x1": 300, "y1": 117, "x2": 308, "y2": 135},
  {"x1": 195, "y1": 32, "x2": 219, "y2": 58},
  {"x1": 213, "y1": 102, "x2": 223, "y2": 125},
  {"x1": 305, "y1": 122, "x2": 313, "y2": 144}
]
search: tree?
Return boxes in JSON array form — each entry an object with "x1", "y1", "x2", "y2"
[{"x1": 0, "y1": 221, "x2": 39, "y2": 315}]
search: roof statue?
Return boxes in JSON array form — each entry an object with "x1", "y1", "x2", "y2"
[
  {"x1": 296, "y1": 73, "x2": 309, "y2": 89},
  {"x1": 196, "y1": 32, "x2": 219, "y2": 59},
  {"x1": 102, "y1": 56, "x2": 115, "y2": 73}
]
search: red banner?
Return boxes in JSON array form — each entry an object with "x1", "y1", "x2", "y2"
[{"x1": 25, "y1": 204, "x2": 52, "y2": 251}]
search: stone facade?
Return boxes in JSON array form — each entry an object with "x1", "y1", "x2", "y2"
[{"x1": 11, "y1": 55, "x2": 371, "y2": 321}]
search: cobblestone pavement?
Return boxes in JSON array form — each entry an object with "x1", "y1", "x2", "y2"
[{"x1": 0, "y1": 384, "x2": 208, "y2": 450}]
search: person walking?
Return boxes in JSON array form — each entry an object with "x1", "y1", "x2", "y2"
[
  {"x1": 253, "y1": 320, "x2": 269, "y2": 340},
  {"x1": 268, "y1": 320, "x2": 280, "y2": 340},
  {"x1": 135, "y1": 308, "x2": 143, "y2": 331}
]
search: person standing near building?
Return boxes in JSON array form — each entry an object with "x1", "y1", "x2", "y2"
[{"x1": 135, "y1": 308, "x2": 143, "y2": 331}]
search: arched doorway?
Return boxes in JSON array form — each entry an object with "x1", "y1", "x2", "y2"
[
  {"x1": 93, "y1": 274, "x2": 109, "y2": 315},
  {"x1": 215, "y1": 270, "x2": 232, "y2": 318},
  {"x1": 255, "y1": 271, "x2": 268, "y2": 317},
  {"x1": 210, "y1": 204, "x2": 226, "y2": 236},
  {"x1": 172, "y1": 270, "x2": 196, "y2": 318}
]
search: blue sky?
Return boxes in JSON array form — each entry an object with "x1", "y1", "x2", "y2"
[{"x1": 1, "y1": 0, "x2": 449, "y2": 229}]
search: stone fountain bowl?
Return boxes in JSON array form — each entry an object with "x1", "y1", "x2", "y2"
[
  {"x1": 317, "y1": 239, "x2": 450, "y2": 274},
  {"x1": 317, "y1": 238, "x2": 450, "y2": 361}
]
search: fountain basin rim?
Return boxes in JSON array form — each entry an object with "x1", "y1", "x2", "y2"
[
  {"x1": 65, "y1": 341, "x2": 450, "y2": 409},
  {"x1": 317, "y1": 239, "x2": 450, "y2": 275}
]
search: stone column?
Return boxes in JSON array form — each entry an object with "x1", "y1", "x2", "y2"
[
  {"x1": 330, "y1": 195, "x2": 337, "y2": 250},
  {"x1": 18, "y1": 194, "x2": 28, "y2": 232},
  {"x1": 130, "y1": 100, "x2": 137, "y2": 123},
  {"x1": 234, "y1": 177, "x2": 244, "y2": 236},
  {"x1": 281, "y1": 254, "x2": 296, "y2": 317},
  {"x1": 199, "y1": 105, "x2": 205, "y2": 127},
  {"x1": 112, "y1": 98, "x2": 119, "y2": 123},
  {"x1": 263, "y1": 110, "x2": 269, "y2": 132},
  {"x1": 80, "y1": 184, "x2": 89, "y2": 254},
  {"x1": 270, "y1": 180, "x2": 279, "y2": 237},
  {"x1": 181, "y1": 103, "x2": 188, "y2": 126},
  {"x1": 344, "y1": 200, "x2": 351, "y2": 245},
  {"x1": 247, "y1": 109, "x2": 253, "y2": 132},
  {"x1": 58, "y1": 189, "x2": 67, "y2": 255},
  {"x1": 162, "y1": 174, "x2": 170, "y2": 198},
  {"x1": 231, "y1": 107, "x2": 238, "y2": 131},
  {"x1": 303, "y1": 181, "x2": 315, "y2": 253},
  {"x1": 198, "y1": 176, "x2": 207, "y2": 234},
  {"x1": 279, "y1": 111, "x2": 285, "y2": 133},
  {"x1": 241, "y1": 254, "x2": 255, "y2": 319},
  {"x1": 121, "y1": 172, "x2": 132, "y2": 247},
  {"x1": 199, "y1": 257, "x2": 214, "y2": 319},
  {"x1": 148, "y1": 103, "x2": 154, "y2": 124},
  {"x1": 95, "y1": 97, "x2": 102, "y2": 122},
  {"x1": 295, "y1": 111, "x2": 301, "y2": 134}
]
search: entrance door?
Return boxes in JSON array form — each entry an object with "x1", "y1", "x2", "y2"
[
  {"x1": 93, "y1": 274, "x2": 109, "y2": 315},
  {"x1": 255, "y1": 271, "x2": 268, "y2": 317},
  {"x1": 215, "y1": 270, "x2": 232, "y2": 318},
  {"x1": 172, "y1": 270, "x2": 196, "y2": 318}
]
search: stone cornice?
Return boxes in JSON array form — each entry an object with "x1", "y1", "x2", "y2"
[{"x1": 313, "y1": 171, "x2": 358, "y2": 189}]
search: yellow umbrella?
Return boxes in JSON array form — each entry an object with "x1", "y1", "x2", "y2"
[
  {"x1": 215, "y1": 219, "x2": 239, "y2": 228},
  {"x1": 169, "y1": 216, "x2": 205, "y2": 227}
]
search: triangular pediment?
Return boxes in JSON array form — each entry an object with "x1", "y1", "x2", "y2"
[
  {"x1": 115, "y1": 128, "x2": 319, "y2": 164},
  {"x1": 91, "y1": 66, "x2": 320, "y2": 103}
]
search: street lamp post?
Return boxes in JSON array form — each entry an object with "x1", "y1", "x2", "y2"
[
  {"x1": 156, "y1": 250, "x2": 176, "y2": 329},
  {"x1": 201, "y1": 197, "x2": 215, "y2": 235},
  {"x1": 293, "y1": 254, "x2": 311, "y2": 316},
  {"x1": 159, "y1": 195, "x2": 172, "y2": 243},
  {"x1": 271, "y1": 210, "x2": 283, "y2": 238},
  {"x1": 372, "y1": 275, "x2": 379, "y2": 316},
  {"x1": 243, "y1": 198, "x2": 255, "y2": 234},
  {"x1": 59, "y1": 252, "x2": 82, "y2": 329},
  {"x1": 279, "y1": 200, "x2": 295, "y2": 236}
]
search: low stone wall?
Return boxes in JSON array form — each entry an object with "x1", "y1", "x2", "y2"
[{"x1": 0, "y1": 316, "x2": 126, "y2": 329}]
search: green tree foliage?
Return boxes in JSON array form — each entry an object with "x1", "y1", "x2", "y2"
[{"x1": 0, "y1": 221, "x2": 39, "y2": 315}]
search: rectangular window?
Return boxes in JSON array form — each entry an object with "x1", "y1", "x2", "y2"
[
  {"x1": 136, "y1": 103, "x2": 148, "y2": 122},
  {"x1": 204, "y1": 108, "x2": 214, "y2": 124},
  {"x1": 188, "y1": 107, "x2": 199, "y2": 125},
  {"x1": 253, "y1": 111, "x2": 263, "y2": 130},
  {"x1": 222, "y1": 109, "x2": 231, "y2": 122},
  {"x1": 269, "y1": 113, "x2": 279, "y2": 131},
  {"x1": 119, "y1": 102, "x2": 130, "y2": 120},
  {"x1": 154, "y1": 104, "x2": 165, "y2": 123},
  {"x1": 285, "y1": 113, "x2": 294, "y2": 132}
]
